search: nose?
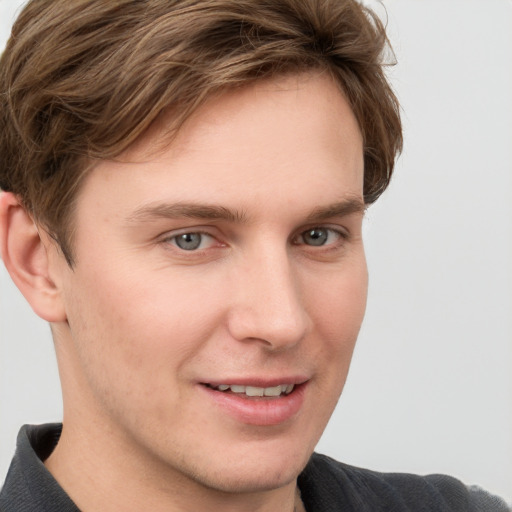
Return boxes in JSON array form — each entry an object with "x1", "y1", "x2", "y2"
[{"x1": 226, "y1": 246, "x2": 311, "y2": 351}]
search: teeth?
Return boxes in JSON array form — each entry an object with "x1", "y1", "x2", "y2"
[
  {"x1": 264, "y1": 385, "x2": 283, "y2": 397},
  {"x1": 246, "y1": 386, "x2": 264, "y2": 397},
  {"x1": 211, "y1": 384, "x2": 295, "y2": 396}
]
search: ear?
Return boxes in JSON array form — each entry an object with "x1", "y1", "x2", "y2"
[{"x1": 0, "y1": 191, "x2": 67, "y2": 322}]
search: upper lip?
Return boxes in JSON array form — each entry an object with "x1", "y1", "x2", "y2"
[{"x1": 201, "y1": 377, "x2": 309, "y2": 388}]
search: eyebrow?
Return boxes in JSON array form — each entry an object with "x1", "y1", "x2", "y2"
[
  {"x1": 126, "y1": 202, "x2": 248, "y2": 224},
  {"x1": 304, "y1": 197, "x2": 366, "y2": 222},
  {"x1": 126, "y1": 197, "x2": 365, "y2": 225}
]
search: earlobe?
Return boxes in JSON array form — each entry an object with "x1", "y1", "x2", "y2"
[{"x1": 0, "y1": 191, "x2": 67, "y2": 323}]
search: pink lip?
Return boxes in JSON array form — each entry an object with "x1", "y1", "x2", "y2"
[
  {"x1": 204, "y1": 376, "x2": 307, "y2": 388},
  {"x1": 199, "y1": 381, "x2": 308, "y2": 426}
]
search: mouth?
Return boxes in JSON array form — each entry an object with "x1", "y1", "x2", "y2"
[
  {"x1": 200, "y1": 380, "x2": 307, "y2": 425},
  {"x1": 204, "y1": 383, "x2": 295, "y2": 398}
]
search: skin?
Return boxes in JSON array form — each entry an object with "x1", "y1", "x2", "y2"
[{"x1": 0, "y1": 72, "x2": 367, "y2": 512}]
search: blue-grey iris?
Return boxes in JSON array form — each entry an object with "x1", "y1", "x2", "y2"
[
  {"x1": 303, "y1": 228, "x2": 328, "y2": 246},
  {"x1": 175, "y1": 233, "x2": 202, "y2": 250}
]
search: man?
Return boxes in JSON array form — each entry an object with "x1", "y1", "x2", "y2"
[{"x1": 0, "y1": 1, "x2": 508, "y2": 511}]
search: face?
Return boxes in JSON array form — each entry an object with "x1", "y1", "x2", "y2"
[{"x1": 51, "y1": 73, "x2": 367, "y2": 495}]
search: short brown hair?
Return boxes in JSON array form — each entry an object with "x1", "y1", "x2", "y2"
[{"x1": 0, "y1": 0, "x2": 402, "y2": 264}]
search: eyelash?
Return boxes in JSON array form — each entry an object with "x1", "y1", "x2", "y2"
[
  {"x1": 163, "y1": 230, "x2": 219, "y2": 252},
  {"x1": 292, "y1": 227, "x2": 347, "y2": 248},
  {"x1": 162, "y1": 226, "x2": 348, "y2": 253}
]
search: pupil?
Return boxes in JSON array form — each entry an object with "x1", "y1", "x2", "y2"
[
  {"x1": 305, "y1": 229, "x2": 327, "y2": 246},
  {"x1": 176, "y1": 233, "x2": 201, "y2": 250}
]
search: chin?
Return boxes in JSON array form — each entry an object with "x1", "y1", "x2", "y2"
[
  {"x1": 201, "y1": 465, "x2": 303, "y2": 494},
  {"x1": 184, "y1": 446, "x2": 311, "y2": 494}
]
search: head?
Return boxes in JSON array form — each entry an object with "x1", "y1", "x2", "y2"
[{"x1": 0, "y1": 0, "x2": 402, "y2": 508}]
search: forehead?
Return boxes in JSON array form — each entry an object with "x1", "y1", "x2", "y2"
[
  {"x1": 122, "y1": 72, "x2": 361, "y2": 162},
  {"x1": 77, "y1": 72, "x2": 364, "y2": 222}
]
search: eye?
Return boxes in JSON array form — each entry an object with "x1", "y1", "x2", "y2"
[
  {"x1": 168, "y1": 232, "x2": 215, "y2": 251},
  {"x1": 295, "y1": 227, "x2": 343, "y2": 247}
]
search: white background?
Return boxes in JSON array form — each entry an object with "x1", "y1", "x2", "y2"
[{"x1": 1, "y1": 0, "x2": 511, "y2": 504}]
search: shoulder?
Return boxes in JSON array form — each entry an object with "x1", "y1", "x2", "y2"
[
  {"x1": 298, "y1": 453, "x2": 510, "y2": 512},
  {"x1": 0, "y1": 424, "x2": 79, "y2": 512}
]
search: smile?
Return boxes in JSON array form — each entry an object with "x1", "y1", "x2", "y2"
[
  {"x1": 201, "y1": 381, "x2": 307, "y2": 426},
  {"x1": 206, "y1": 384, "x2": 295, "y2": 397}
]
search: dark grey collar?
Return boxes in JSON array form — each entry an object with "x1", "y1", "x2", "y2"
[{"x1": 0, "y1": 424, "x2": 80, "y2": 512}]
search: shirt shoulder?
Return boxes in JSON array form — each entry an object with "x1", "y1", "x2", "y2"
[
  {"x1": 0, "y1": 424, "x2": 80, "y2": 512},
  {"x1": 298, "y1": 453, "x2": 510, "y2": 512}
]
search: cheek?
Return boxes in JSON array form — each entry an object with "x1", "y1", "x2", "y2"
[
  {"x1": 61, "y1": 269, "x2": 225, "y2": 431},
  {"x1": 305, "y1": 260, "x2": 368, "y2": 396},
  {"x1": 66, "y1": 266, "x2": 223, "y2": 376},
  {"x1": 309, "y1": 260, "x2": 368, "y2": 342}
]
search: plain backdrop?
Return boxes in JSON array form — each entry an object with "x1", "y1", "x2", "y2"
[{"x1": 1, "y1": 0, "x2": 511, "y2": 504}]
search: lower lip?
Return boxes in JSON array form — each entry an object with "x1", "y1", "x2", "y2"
[{"x1": 200, "y1": 383, "x2": 307, "y2": 426}]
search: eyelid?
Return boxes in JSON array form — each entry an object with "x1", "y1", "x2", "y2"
[
  {"x1": 159, "y1": 225, "x2": 218, "y2": 240},
  {"x1": 160, "y1": 228, "x2": 223, "y2": 251},
  {"x1": 293, "y1": 225, "x2": 349, "y2": 243},
  {"x1": 157, "y1": 223, "x2": 350, "y2": 252}
]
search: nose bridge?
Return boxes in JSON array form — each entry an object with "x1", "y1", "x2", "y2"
[{"x1": 227, "y1": 242, "x2": 310, "y2": 349}]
